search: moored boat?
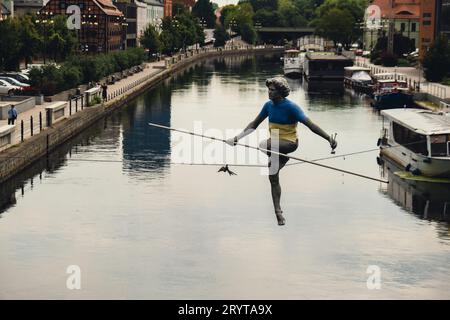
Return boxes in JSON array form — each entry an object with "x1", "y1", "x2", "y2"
[
  {"x1": 344, "y1": 66, "x2": 374, "y2": 95},
  {"x1": 283, "y1": 49, "x2": 303, "y2": 78},
  {"x1": 379, "y1": 108, "x2": 450, "y2": 178},
  {"x1": 371, "y1": 73, "x2": 414, "y2": 109}
]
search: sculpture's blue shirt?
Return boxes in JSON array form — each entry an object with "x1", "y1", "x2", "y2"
[{"x1": 257, "y1": 98, "x2": 308, "y2": 142}]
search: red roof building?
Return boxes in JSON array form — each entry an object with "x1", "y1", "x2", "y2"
[{"x1": 365, "y1": 0, "x2": 421, "y2": 49}]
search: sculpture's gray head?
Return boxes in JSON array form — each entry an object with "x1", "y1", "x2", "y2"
[{"x1": 265, "y1": 77, "x2": 290, "y2": 98}]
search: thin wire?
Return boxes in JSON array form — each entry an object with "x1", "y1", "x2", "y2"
[
  {"x1": 148, "y1": 122, "x2": 389, "y2": 183},
  {"x1": 286, "y1": 139, "x2": 429, "y2": 166}
]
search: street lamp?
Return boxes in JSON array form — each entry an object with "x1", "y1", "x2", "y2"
[
  {"x1": 35, "y1": 11, "x2": 54, "y2": 64},
  {"x1": 254, "y1": 21, "x2": 262, "y2": 45},
  {"x1": 172, "y1": 19, "x2": 184, "y2": 52},
  {"x1": 229, "y1": 18, "x2": 237, "y2": 44},
  {"x1": 198, "y1": 18, "x2": 207, "y2": 50}
]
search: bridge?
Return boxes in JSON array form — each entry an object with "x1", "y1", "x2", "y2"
[
  {"x1": 256, "y1": 27, "x2": 315, "y2": 43},
  {"x1": 257, "y1": 27, "x2": 315, "y2": 33}
]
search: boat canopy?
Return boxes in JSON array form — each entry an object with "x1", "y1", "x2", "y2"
[
  {"x1": 351, "y1": 71, "x2": 372, "y2": 81},
  {"x1": 381, "y1": 109, "x2": 450, "y2": 135},
  {"x1": 344, "y1": 66, "x2": 371, "y2": 72}
]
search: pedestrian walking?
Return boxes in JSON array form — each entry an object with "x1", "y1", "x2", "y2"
[
  {"x1": 102, "y1": 83, "x2": 108, "y2": 101},
  {"x1": 7, "y1": 105, "x2": 18, "y2": 125}
]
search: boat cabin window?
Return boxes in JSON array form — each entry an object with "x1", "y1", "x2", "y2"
[
  {"x1": 392, "y1": 122, "x2": 428, "y2": 155},
  {"x1": 430, "y1": 134, "x2": 450, "y2": 156}
]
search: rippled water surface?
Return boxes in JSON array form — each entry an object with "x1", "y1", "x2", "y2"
[{"x1": 1, "y1": 54, "x2": 449, "y2": 299}]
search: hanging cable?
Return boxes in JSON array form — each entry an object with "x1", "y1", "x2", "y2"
[{"x1": 148, "y1": 122, "x2": 389, "y2": 184}]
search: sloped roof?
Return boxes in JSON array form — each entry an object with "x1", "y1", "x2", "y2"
[
  {"x1": 371, "y1": 0, "x2": 420, "y2": 20},
  {"x1": 1, "y1": 3, "x2": 11, "y2": 15},
  {"x1": 94, "y1": 0, "x2": 123, "y2": 17}
]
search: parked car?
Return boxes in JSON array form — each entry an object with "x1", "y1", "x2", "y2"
[
  {"x1": 0, "y1": 72, "x2": 30, "y2": 84},
  {"x1": 0, "y1": 76, "x2": 30, "y2": 88},
  {"x1": 355, "y1": 49, "x2": 363, "y2": 56},
  {"x1": 0, "y1": 79, "x2": 22, "y2": 96}
]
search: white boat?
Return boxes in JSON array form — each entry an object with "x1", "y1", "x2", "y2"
[
  {"x1": 283, "y1": 49, "x2": 303, "y2": 78},
  {"x1": 344, "y1": 66, "x2": 373, "y2": 94},
  {"x1": 379, "y1": 108, "x2": 450, "y2": 178}
]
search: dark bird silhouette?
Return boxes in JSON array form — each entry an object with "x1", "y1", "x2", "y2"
[{"x1": 217, "y1": 164, "x2": 237, "y2": 176}]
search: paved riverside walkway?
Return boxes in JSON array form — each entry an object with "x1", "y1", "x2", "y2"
[
  {"x1": 0, "y1": 45, "x2": 282, "y2": 153},
  {"x1": 355, "y1": 56, "x2": 450, "y2": 101},
  {"x1": 0, "y1": 59, "x2": 166, "y2": 152}
]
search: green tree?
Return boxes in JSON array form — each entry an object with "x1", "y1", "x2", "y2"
[
  {"x1": 35, "y1": 15, "x2": 78, "y2": 62},
  {"x1": 371, "y1": 33, "x2": 414, "y2": 63},
  {"x1": 173, "y1": 2, "x2": 188, "y2": 16},
  {"x1": 224, "y1": 2, "x2": 256, "y2": 44},
  {"x1": 292, "y1": 0, "x2": 325, "y2": 21},
  {"x1": 247, "y1": 0, "x2": 278, "y2": 12},
  {"x1": 278, "y1": 0, "x2": 307, "y2": 27},
  {"x1": 240, "y1": 22, "x2": 257, "y2": 44},
  {"x1": 213, "y1": 24, "x2": 229, "y2": 47},
  {"x1": 254, "y1": 8, "x2": 280, "y2": 27},
  {"x1": 0, "y1": 19, "x2": 21, "y2": 70},
  {"x1": 423, "y1": 36, "x2": 450, "y2": 82},
  {"x1": 141, "y1": 24, "x2": 162, "y2": 56},
  {"x1": 192, "y1": 0, "x2": 216, "y2": 28},
  {"x1": 315, "y1": 8, "x2": 354, "y2": 46},
  {"x1": 160, "y1": 17, "x2": 182, "y2": 54},
  {"x1": 313, "y1": 0, "x2": 367, "y2": 45},
  {"x1": 220, "y1": 5, "x2": 237, "y2": 25},
  {"x1": 17, "y1": 15, "x2": 40, "y2": 68}
]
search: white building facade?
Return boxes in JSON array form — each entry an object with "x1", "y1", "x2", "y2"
[{"x1": 135, "y1": 0, "x2": 163, "y2": 45}]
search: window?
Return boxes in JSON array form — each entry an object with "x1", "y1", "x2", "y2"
[
  {"x1": 430, "y1": 135, "x2": 450, "y2": 156},
  {"x1": 401, "y1": 23, "x2": 406, "y2": 32},
  {"x1": 423, "y1": 20, "x2": 431, "y2": 26},
  {"x1": 411, "y1": 23, "x2": 416, "y2": 32},
  {"x1": 392, "y1": 122, "x2": 428, "y2": 155},
  {"x1": 423, "y1": 13, "x2": 432, "y2": 18}
]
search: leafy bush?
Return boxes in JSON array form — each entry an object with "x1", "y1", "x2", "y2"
[
  {"x1": 213, "y1": 25, "x2": 228, "y2": 47},
  {"x1": 423, "y1": 35, "x2": 450, "y2": 82},
  {"x1": 240, "y1": 23, "x2": 256, "y2": 45},
  {"x1": 88, "y1": 95, "x2": 102, "y2": 106},
  {"x1": 28, "y1": 48, "x2": 146, "y2": 96},
  {"x1": 380, "y1": 52, "x2": 398, "y2": 67},
  {"x1": 397, "y1": 58, "x2": 410, "y2": 67}
]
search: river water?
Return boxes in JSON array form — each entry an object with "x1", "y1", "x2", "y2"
[{"x1": 1, "y1": 54, "x2": 449, "y2": 299}]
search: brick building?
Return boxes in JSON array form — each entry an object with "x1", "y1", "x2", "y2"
[
  {"x1": 364, "y1": 0, "x2": 421, "y2": 50},
  {"x1": 39, "y1": 0, "x2": 125, "y2": 53}
]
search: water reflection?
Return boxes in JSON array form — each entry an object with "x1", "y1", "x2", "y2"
[
  {"x1": 379, "y1": 155, "x2": 450, "y2": 237},
  {"x1": 2, "y1": 54, "x2": 450, "y2": 299},
  {"x1": 122, "y1": 84, "x2": 172, "y2": 175},
  {"x1": 303, "y1": 79, "x2": 346, "y2": 94},
  {"x1": 0, "y1": 114, "x2": 123, "y2": 216}
]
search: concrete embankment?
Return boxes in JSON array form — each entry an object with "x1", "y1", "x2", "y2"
[{"x1": 0, "y1": 46, "x2": 283, "y2": 183}]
